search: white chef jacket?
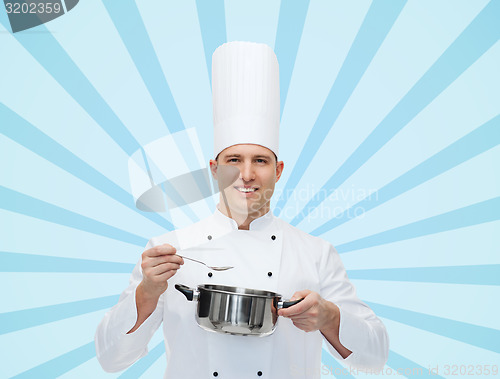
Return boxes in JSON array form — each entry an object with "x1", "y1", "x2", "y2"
[{"x1": 95, "y1": 208, "x2": 389, "y2": 378}]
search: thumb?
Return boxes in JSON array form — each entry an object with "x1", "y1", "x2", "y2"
[{"x1": 290, "y1": 289, "x2": 311, "y2": 301}]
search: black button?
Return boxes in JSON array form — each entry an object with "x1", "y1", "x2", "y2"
[
  {"x1": 271, "y1": 235, "x2": 276, "y2": 240},
  {"x1": 207, "y1": 235, "x2": 212, "y2": 240},
  {"x1": 257, "y1": 371, "x2": 263, "y2": 376},
  {"x1": 213, "y1": 372, "x2": 218, "y2": 377},
  {"x1": 208, "y1": 272, "x2": 213, "y2": 278},
  {"x1": 267, "y1": 272, "x2": 272, "y2": 277}
]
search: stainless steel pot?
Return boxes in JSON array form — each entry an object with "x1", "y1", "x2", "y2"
[{"x1": 175, "y1": 283, "x2": 302, "y2": 336}]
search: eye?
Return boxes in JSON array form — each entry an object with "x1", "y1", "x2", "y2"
[
  {"x1": 227, "y1": 158, "x2": 239, "y2": 163},
  {"x1": 256, "y1": 159, "x2": 267, "y2": 164}
]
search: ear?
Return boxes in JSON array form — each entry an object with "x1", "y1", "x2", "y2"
[
  {"x1": 209, "y1": 159, "x2": 218, "y2": 180},
  {"x1": 275, "y1": 160, "x2": 284, "y2": 182}
]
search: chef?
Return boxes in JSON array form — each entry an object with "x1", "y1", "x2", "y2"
[{"x1": 95, "y1": 41, "x2": 389, "y2": 378}]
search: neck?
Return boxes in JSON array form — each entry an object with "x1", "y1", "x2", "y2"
[{"x1": 217, "y1": 203, "x2": 269, "y2": 230}]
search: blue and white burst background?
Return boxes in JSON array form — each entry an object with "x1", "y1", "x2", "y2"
[{"x1": 1, "y1": 0, "x2": 499, "y2": 377}]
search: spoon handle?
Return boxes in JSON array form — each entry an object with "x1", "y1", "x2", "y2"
[{"x1": 177, "y1": 254, "x2": 207, "y2": 267}]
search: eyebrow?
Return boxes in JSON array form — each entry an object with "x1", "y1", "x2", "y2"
[
  {"x1": 222, "y1": 154, "x2": 273, "y2": 159},
  {"x1": 254, "y1": 155, "x2": 272, "y2": 159}
]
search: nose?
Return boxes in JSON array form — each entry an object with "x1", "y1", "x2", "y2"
[{"x1": 240, "y1": 162, "x2": 255, "y2": 182}]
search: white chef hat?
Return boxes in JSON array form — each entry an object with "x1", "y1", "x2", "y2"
[{"x1": 212, "y1": 41, "x2": 280, "y2": 158}]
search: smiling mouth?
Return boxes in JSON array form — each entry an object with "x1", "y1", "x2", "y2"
[{"x1": 234, "y1": 187, "x2": 258, "y2": 193}]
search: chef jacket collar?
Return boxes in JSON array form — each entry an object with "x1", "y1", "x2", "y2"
[{"x1": 214, "y1": 205, "x2": 275, "y2": 231}]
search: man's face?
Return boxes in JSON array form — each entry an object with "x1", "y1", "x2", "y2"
[{"x1": 210, "y1": 144, "x2": 284, "y2": 220}]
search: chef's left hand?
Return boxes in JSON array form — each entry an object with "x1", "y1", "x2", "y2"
[{"x1": 278, "y1": 290, "x2": 339, "y2": 333}]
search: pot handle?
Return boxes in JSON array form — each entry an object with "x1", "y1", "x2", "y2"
[
  {"x1": 175, "y1": 284, "x2": 198, "y2": 301},
  {"x1": 275, "y1": 298, "x2": 304, "y2": 310}
]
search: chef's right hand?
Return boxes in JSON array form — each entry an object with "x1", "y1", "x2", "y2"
[
  {"x1": 140, "y1": 244, "x2": 184, "y2": 298},
  {"x1": 127, "y1": 244, "x2": 184, "y2": 334}
]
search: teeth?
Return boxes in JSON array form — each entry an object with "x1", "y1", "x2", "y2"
[{"x1": 237, "y1": 187, "x2": 256, "y2": 193}]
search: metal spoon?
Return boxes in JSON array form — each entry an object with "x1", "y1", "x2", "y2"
[
  {"x1": 177, "y1": 255, "x2": 234, "y2": 271},
  {"x1": 177, "y1": 247, "x2": 234, "y2": 271}
]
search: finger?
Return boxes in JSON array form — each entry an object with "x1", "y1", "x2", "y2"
[
  {"x1": 144, "y1": 244, "x2": 177, "y2": 257},
  {"x1": 157, "y1": 269, "x2": 179, "y2": 282},
  {"x1": 291, "y1": 318, "x2": 317, "y2": 329},
  {"x1": 286, "y1": 312, "x2": 317, "y2": 321},
  {"x1": 279, "y1": 295, "x2": 315, "y2": 317},
  {"x1": 279, "y1": 302, "x2": 311, "y2": 318},
  {"x1": 175, "y1": 255, "x2": 185, "y2": 265},
  {"x1": 148, "y1": 254, "x2": 184, "y2": 268},
  {"x1": 290, "y1": 290, "x2": 312, "y2": 301},
  {"x1": 141, "y1": 257, "x2": 180, "y2": 275},
  {"x1": 147, "y1": 263, "x2": 181, "y2": 276},
  {"x1": 292, "y1": 322, "x2": 315, "y2": 332},
  {"x1": 292, "y1": 321, "x2": 309, "y2": 328},
  {"x1": 155, "y1": 262, "x2": 182, "y2": 274},
  {"x1": 144, "y1": 269, "x2": 178, "y2": 287}
]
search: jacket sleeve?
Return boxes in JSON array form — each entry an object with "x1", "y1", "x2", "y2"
[
  {"x1": 94, "y1": 241, "x2": 164, "y2": 372},
  {"x1": 319, "y1": 243, "x2": 389, "y2": 370}
]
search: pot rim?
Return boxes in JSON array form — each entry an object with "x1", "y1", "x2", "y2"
[{"x1": 198, "y1": 284, "x2": 281, "y2": 299}]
